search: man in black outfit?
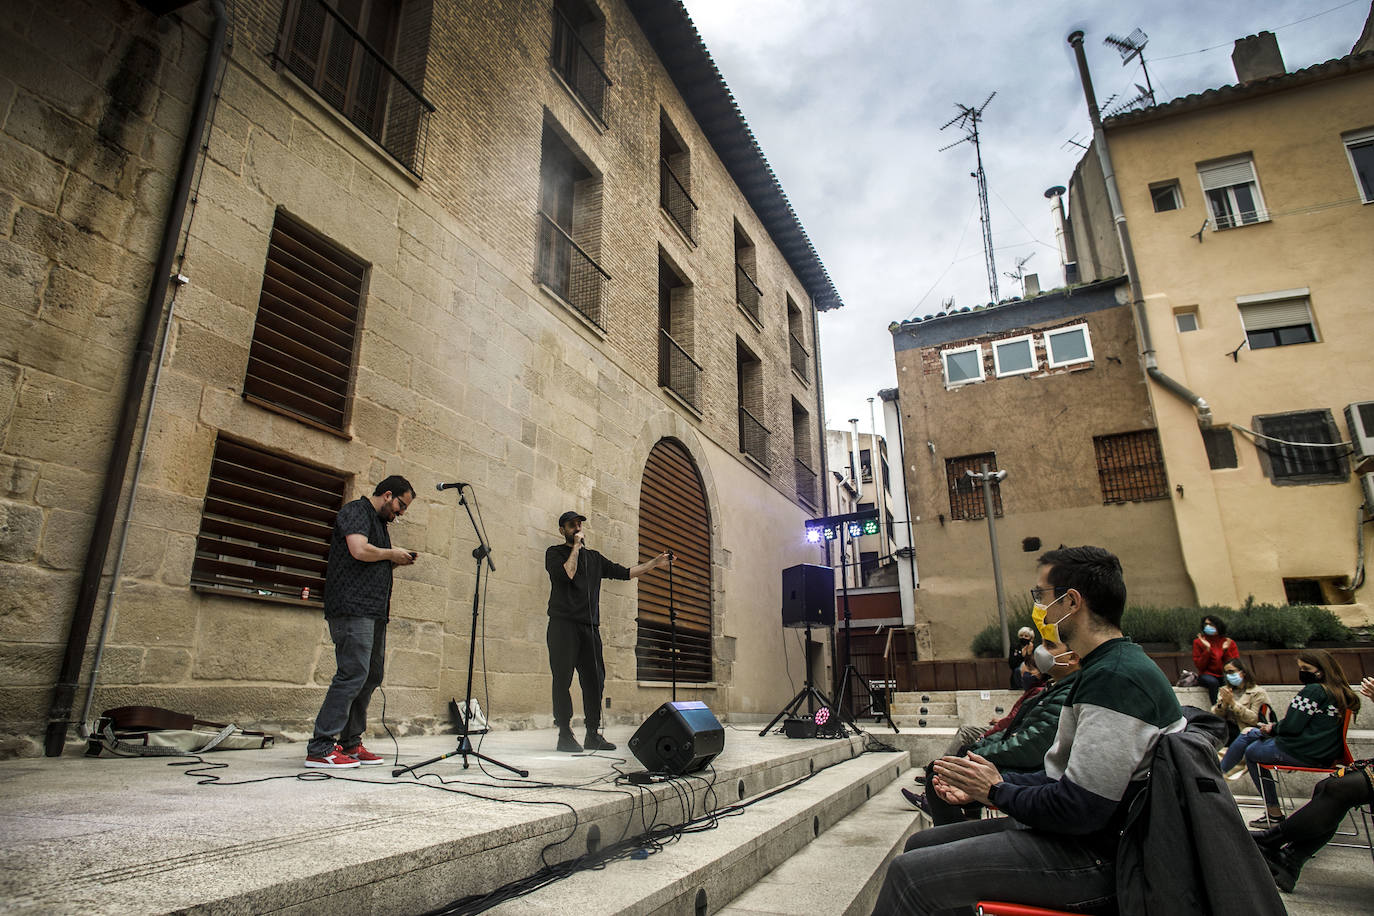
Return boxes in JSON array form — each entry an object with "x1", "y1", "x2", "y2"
[{"x1": 545, "y1": 510, "x2": 670, "y2": 753}]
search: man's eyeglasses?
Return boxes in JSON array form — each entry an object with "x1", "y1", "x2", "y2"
[{"x1": 1029, "y1": 585, "x2": 1064, "y2": 604}]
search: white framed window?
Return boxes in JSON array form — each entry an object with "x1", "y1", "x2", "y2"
[
  {"x1": 1344, "y1": 128, "x2": 1374, "y2": 204},
  {"x1": 992, "y1": 334, "x2": 1036, "y2": 377},
  {"x1": 1198, "y1": 156, "x2": 1267, "y2": 229},
  {"x1": 942, "y1": 344, "x2": 984, "y2": 387},
  {"x1": 1045, "y1": 323, "x2": 1093, "y2": 368},
  {"x1": 1175, "y1": 309, "x2": 1199, "y2": 333},
  {"x1": 1150, "y1": 181, "x2": 1181, "y2": 212},
  {"x1": 1237, "y1": 289, "x2": 1318, "y2": 349}
]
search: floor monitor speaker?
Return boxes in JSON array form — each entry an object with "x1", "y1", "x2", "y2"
[{"x1": 628, "y1": 700, "x2": 724, "y2": 775}]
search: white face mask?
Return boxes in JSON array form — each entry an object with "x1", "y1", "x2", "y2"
[{"x1": 1033, "y1": 643, "x2": 1074, "y2": 675}]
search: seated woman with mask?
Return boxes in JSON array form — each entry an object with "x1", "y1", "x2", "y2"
[{"x1": 1212, "y1": 656, "x2": 1271, "y2": 752}]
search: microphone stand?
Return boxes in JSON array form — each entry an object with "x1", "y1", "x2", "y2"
[
  {"x1": 393, "y1": 486, "x2": 527, "y2": 779},
  {"x1": 668, "y1": 551, "x2": 677, "y2": 702}
]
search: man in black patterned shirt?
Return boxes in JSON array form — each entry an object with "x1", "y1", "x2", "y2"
[{"x1": 305, "y1": 475, "x2": 416, "y2": 769}]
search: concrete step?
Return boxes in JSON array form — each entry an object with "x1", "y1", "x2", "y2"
[
  {"x1": 890, "y1": 715, "x2": 962, "y2": 729},
  {"x1": 889, "y1": 701, "x2": 956, "y2": 717},
  {"x1": 717, "y1": 766, "x2": 923, "y2": 916},
  {"x1": 487, "y1": 748, "x2": 910, "y2": 915}
]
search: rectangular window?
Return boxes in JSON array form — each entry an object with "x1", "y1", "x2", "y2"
[
  {"x1": 275, "y1": 0, "x2": 434, "y2": 177},
  {"x1": 660, "y1": 114, "x2": 697, "y2": 243},
  {"x1": 1150, "y1": 181, "x2": 1181, "y2": 212},
  {"x1": 657, "y1": 254, "x2": 699, "y2": 411},
  {"x1": 792, "y1": 398, "x2": 817, "y2": 508},
  {"x1": 1202, "y1": 427, "x2": 1238, "y2": 470},
  {"x1": 942, "y1": 343, "x2": 984, "y2": 387},
  {"x1": 1094, "y1": 430, "x2": 1169, "y2": 503},
  {"x1": 787, "y1": 294, "x2": 809, "y2": 381},
  {"x1": 1198, "y1": 156, "x2": 1267, "y2": 229},
  {"x1": 734, "y1": 222, "x2": 762, "y2": 324},
  {"x1": 1253, "y1": 410, "x2": 1346, "y2": 484},
  {"x1": 737, "y1": 339, "x2": 768, "y2": 467},
  {"x1": 1175, "y1": 309, "x2": 1199, "y2": 333},
  {"x1": 992, "y1": 334, "x2": 1036, "y2": 377},
  {"x1": 1344, "y1": 128, "x2": 1374, "y2": 203},
  {"x1": 1238, "y1": 291, "x2": 1317, "y2": 350},
  {"x1": 245, "y1": 210, "x2": 365, "y2": 435},
  {"x1": 537, "y1": 120, "x2": 607, "y2": 328},
  {"x1": 190, "y1": 436, "x2": 348, "y2": 604},
  {"x1": 550, "y1": 0, "x2": 609, "y2": 122},
  {"x1": 946, "y1": 453, "x2": 1002, "y2": 520},
  {"x1": 859, "y1": 448, "x2": 872, "y2": 482},
  {"x1": 1045, "y1": 323, "x2": 1093, "y2": 368}
]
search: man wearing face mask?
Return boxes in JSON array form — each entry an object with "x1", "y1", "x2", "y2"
[
  {"x1": 902, "y1": 637, "x2": 1082, "y2": 825},
  {"x1": 545, "y1": 510, "x2": 671, "y2": 753},
  {"x1": 872, "y1": 546, "x2": 1185, "y2": 916}
]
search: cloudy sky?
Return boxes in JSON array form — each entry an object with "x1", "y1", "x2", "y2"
[{"x1": 680, "y1": 0, "x2": 1370, "y2": 436}]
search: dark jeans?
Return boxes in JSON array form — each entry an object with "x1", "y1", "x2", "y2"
[
  {"x1": 547, "y1": 617, "x2": 603, "y2": 733},
  {"x1": 307, "y1": 616, "x2": 387, "y2": 757},
  {"x1": 871, "y1": 817, "x2": 1116, "y2": 916},
  {"x1": 1219, "y1": 728, "x2": 1306, "y2": 807},
  {"x1": 1277, "y1": 768, "x2": 1374, "y2": 858},
  {"x1": 1197, "y1": 673, "x2": 1222, "y2": 705}
]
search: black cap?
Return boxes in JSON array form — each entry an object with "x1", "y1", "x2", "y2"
[{"x1": 558, "y1": 510, "x2": 586, "y2": 528}]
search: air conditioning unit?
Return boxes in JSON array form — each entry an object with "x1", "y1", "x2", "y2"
[{"x1": 1345, "y1": 401, "x2": 1374, "y2": 474}]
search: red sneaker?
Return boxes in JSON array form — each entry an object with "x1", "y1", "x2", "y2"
[
  {"x1": 304, "y1": 747, "x2": 360, "y2": 768},
  {"x1": 340, "y1": 743, "x2": 384, "y2": 765}
]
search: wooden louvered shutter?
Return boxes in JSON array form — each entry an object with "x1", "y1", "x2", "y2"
[
  {"x1": 244, "y1": 210, "x2": 365, "y2": 435},
  {"x1": 636, "y1": 439, "x2": 712, "y2": 682},
  {"x1": 190, "y1": 437, "x2": 348, "y2": 604}
]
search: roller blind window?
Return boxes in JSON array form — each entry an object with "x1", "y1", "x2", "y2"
[
  {"x1": 1239, "y1": 295, "x2": 1316, "y2": 349},
  {"x1": 1199, "y1": 156, "x2": 1266, "y2": 229}
]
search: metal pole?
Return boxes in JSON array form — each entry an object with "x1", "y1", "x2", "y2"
[{"x1": 978, "y1": 462, "x2": 1010, "y2": 658}]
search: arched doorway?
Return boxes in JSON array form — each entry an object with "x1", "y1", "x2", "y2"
[{"x1": 636, "y1": 438, "x2": 712, "y2": 682}]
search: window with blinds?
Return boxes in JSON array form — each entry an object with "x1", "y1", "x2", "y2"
[
  {"x1": 1198, "y1": 156, "x2": 1266, "y2": 229},
  {"x1": 1238, "y1": 293, "x2": 1317, "y2": 349},
  {"x1": 245, "y1": 211, "x2": 366, "y2": 435},
  {"x1": 946, "y1": 453, "x2": 1001, "y2": 520},
  {"x1": 1093, "y1": 430, "x2": 1168, "y2": 503},
  {"x1": 190, "y1": 437, "x2": 348, "y2": 604},
  {"x1": 636, "y1": 438, "x2": 712, "y2": 682}
]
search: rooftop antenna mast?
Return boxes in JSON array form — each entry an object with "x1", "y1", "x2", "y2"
[
  {"x1": 1104, "y1": 29, "x2": 1156, "y2": 106},
  {"x1": 940, "y1": 91, "x2": 998, "y2": 303},
  {"x1": 1003, "y1": 253, "x2": 1035, "y2": 296}
]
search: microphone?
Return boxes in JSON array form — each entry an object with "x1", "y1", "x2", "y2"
[{"x1": 436, "y1": 482, "x2": 468, "y2": 491}]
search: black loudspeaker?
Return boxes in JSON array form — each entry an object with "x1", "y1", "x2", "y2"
[
  {"x1": 628, "y1": 701, "x2": 725, "y2": 775},
  {"x1": 781, "y1": 563, "x2": 835, "y2": 628}
]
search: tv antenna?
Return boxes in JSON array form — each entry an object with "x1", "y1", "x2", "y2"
[
  {"x1": 1104, "y1": 29, "x2": 1156, "y2": 107},
  {"x1": 940, "y1": 91, "x2": 999, "y2": 303},
  {"x1": 1062, "y1": 134, "x2": 1089, "y2": 152},
  {"x1": 1003, "y1": 253, "x2": 1035, "y2": 296}
]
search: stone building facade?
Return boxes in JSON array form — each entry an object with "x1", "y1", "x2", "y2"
[{"x1": 0, "y1": 0, "x2": 839, "y2": 752}]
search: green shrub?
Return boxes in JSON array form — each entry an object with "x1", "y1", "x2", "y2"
[{"x1": 1297, "y1": 605, "x2": 1353, "y2": 643}]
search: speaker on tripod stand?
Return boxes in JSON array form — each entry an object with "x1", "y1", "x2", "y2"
[{"x1": 760, "y1": 564, "x2": 843, "y2": 737}]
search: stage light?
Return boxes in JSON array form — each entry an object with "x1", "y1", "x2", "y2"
[
  {"x1": 805, "y1": 527, "x2": 821, "y2": 544},
  {"x1": 847, "y1": 521, "x2": 862, "y2": 537},
  {"x1": 862, "y1": 518, "x2": 879, "y2": 536},
  {"x1": 822, "y1": 526, "x2": 836, "y2": 540}
]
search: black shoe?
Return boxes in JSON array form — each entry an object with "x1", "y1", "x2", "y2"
[
  {"x1": 901, "y1": 787, "x2": 931, "y2": 815},
  {"x1": 1249, "y1": 812, "x2": 1286, "y2": 829},
  {"x1": 1251, "y1": 826, "x2": 1284, "y2": 849},
  {"x1": 557, "y1": 731, "x2": 582, "y2": 753},
  {"x1": 584, "y1": 732, "x2": 616, "y2": 751},
  {"x1": 1260, "y1": 844, "x2": 1303, "y2": 893}
]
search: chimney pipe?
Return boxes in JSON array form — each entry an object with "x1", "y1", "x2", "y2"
[{"x1": 1232, "y1": 32, "x2": 1286, "y2": 83}]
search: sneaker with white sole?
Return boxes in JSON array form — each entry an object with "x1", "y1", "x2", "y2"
[
  {"x1": 305, "y1": 747, "x2": 361, "y2": 768},
  {"x1": 340, "y1": 743, "x2": 384, "y2": 765}
]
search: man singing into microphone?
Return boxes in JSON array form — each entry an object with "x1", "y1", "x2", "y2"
[{"x1": 546, "y1": 510, "x2": 671, "y2": 753}]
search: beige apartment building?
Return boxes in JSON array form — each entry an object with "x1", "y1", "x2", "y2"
[
  {"x1": 888, "y1": 281, "x2": 1195, "y2": 659},
  {"x1": 1083, "y1": 33, "x2": 1374, "y2": 620},
  {"x1": 0, "y1": 0, "x2": 841, "y2": 752}
]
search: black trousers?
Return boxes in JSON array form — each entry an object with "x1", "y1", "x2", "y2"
[
  {"x1": 547, "y1": 617, "x2": 603, "y2": 733},
  {"x1": 1279, "y1": 767, "x2": 1374, "y2": 858}
]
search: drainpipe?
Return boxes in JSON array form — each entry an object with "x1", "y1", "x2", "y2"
[
  {"x1": 1067, "y1": 31, "x2": 1213, "y2": 427},
  {"x1": 45, "y1": 0, "x2": 228, "y2": 756},
  {"x1": 868, "y1": 397, "x2": 888, "y2": 554}
]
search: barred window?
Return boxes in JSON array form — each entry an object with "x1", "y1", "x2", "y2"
[
  {"x1": 191, "y1": 437, "x2": 348, "y2": 605},
  {"x1": 1094, "y1": 430, "x2": 1168, "y2": 503},
  {"x1": 946, "y1": 453, "x2": 1001, "y2": 520},
  {"x1": 1253, "y1": 410, "x2": 1346, "y2": 484},
  {"x1": 245, "y1": 210, "x2": 365, "y2": 435}
]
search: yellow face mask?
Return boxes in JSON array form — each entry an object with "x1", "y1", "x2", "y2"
[{"x1": 1031, "y1": 591, "x2": 1071, "y2": 643}]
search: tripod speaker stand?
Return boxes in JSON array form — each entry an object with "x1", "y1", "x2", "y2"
[{"x1": 760, "y1": 564, "x2": 842, "y2": 737}]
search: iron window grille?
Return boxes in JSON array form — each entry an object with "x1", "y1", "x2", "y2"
[
  {"x1": 1253, "y1": 411, "x2": 1347, "y2": 483},
  {"x1": 738, "y1": 405, "x2": 770, "y2": 467},
  {"x1": 537, "y1": 210, "x2": 609, "y2": 329},
  {"x1": 660, "y1": 158, "x2": 698, "y2": 242},
  {"x1": 190, "y1": 437, "x2": 348, "y2": 605},
  {"x1": 275, "y1": 0, "x2": 434, "y2": 178},
  {"x1": 1094, "y1": 430, "x2": 1169, "y2": 503},
  {"x1": 550, "y1": 1, "x2": 610, "y2": 122},
  {"x1": 245, "y1": 210, "x2": 365, "y2": 435},
  {"x1": 795, "y1": 457, "x2": 818, "y2": 508},
  {"x1": 946, "y1": 453, "x2": 1002, "y2": 520},
  {"x1": 789, "y1": 331, "x2": 809, "y2": 380},
  {"x1": 658, "y1": 329, "x2": 702, "y2": 411},
  {"x1": 735, "y1": 262, "x2": 762, "y2": 323}
]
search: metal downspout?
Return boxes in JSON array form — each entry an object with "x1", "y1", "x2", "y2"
[
  {"x1": 1067, "y1": 30, "x2": 1213, "y2": 427},
  {"x1": 44, "y1": 0, "x2": 228, "y2": 756}
]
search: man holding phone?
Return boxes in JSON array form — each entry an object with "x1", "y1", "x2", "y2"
[
  {"x1": 305, "y1": 475, "x2": 416, "y2": 768},
  {"x1": 545, "y1": 510, "x2": 671, "y2": 753}
]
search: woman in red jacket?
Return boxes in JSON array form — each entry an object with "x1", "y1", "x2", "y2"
[{"x1": 1192, "y1": 613, "x2": 1238, "y2": 704}]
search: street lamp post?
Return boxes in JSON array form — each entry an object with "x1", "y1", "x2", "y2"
[{"x1": 967, "y1": 463, "x2": 1010, "y2": 658}]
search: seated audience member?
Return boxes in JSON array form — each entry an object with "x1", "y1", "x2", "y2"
[
  {"x1": 871, "y1": 546, "x2": 1185, "y2": 916},
  {"x1": 904, "y1": 637, "x2": 1080, "y2": 825},
  {"x1": 1008, "y1": 626, "x2": 1039, "y2": 689},
  {"x1": 1251, "y1": 676, "x2": 1374, "y2": 892},
  {"x1": 1219, "y1": 649, "x2": 1361, "y2": 828},
  {"x1": 1192, "y1": 613, "x2": 1239, "y2": 705},
  {"x1": 1213, "y1": 656, "x2": 1271, "y2": 751}
]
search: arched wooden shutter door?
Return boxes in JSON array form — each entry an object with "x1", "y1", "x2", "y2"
[{"x1": 636, "y1": 438, "x2": 712, "y2": 682}]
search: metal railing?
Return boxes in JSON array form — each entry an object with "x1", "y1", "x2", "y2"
[
  {"x1": 789, "y1": 331, "x2": 809, "y2": 380},
  {"x1": 551, "y1": 6, "x2": 610, "y2": 121},
  {"x1": 794, "y1": 457, "x2": 818, "y2": 507},
  {"x1": 537, "y1": 211, "x2": 609, "y2": 329},
  {"x1": 276, "y1": 0, "x2": 434, "y2": 178},
  {"x1": 738, "y1": 405, "x2": 770, "y2": 466},
  {"x1": 659, "y1": 329, "x2": 702, "y2": 411},
  {"x1": 660, "y1": 159, "x2": 697, "y2": 242},
  {"x1": 735, "y1": 263, "x2": 762, "y2": 323}
]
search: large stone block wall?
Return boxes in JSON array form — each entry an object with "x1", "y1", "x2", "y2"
[{"x1": 0, "y1": 0, "x2": 832, "y2": 750}]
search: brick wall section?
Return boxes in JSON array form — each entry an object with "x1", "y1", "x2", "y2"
[{"x1": 0, "y1": 0, "x2": 828, "y2": 748}]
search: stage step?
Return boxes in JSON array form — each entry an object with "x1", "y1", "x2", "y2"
[
  {"x1": 717, "y1": 768, "x2": 923, "y2": 916},
  {"x1": 485, "y1": 746, "x2": 910, "y2": 915}
]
